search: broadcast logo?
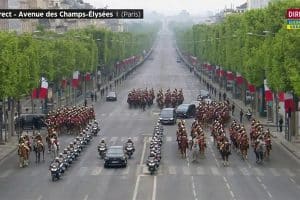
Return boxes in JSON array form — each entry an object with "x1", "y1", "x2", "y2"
[{"x1": 286, "y1": 8, "x2": 300, "y2": 30}]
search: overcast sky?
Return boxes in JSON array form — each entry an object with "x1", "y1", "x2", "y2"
[{"x1": 85, "y1": 0, "x2": 246, "y2": 15}]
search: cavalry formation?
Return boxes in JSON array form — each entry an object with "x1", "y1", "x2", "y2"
[
  {"x1": 156, "y1": 88, "x2": 184, "y2": 109},
  {"x1": 45, "y1": 106, "x2": 95, "y2": 136},
  {"x1": 175, "y1": 99, "x2": 272, "y2": 166},
  {"x1": 127, "y1": 88, "x2": 155, "y2": 110}
]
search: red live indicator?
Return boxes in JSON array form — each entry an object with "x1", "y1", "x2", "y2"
[{"x1": 286, "y1": 8, "x2": 300, "y2": 19}]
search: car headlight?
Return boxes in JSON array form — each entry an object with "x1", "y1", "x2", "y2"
[
  {"x1": 159, "y1": 118, "x2": 162, "y2": 120},
  {"x1": 170, "y1": 118, "x2": 174, "y2": 120}
]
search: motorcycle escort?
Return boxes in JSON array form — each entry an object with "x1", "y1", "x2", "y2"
[
  {"x1": 124, "y1": 143, "x2": 135, "y2": 159},
  {"x1": 147, "y1": 122, "x2": 164, "y2": 175},
  {"x1": 98, "y1": 143, "x2": 107, "y2": 159},
  {"x1": 147, "y1": 156, "x2": 158, "y2": 175}
]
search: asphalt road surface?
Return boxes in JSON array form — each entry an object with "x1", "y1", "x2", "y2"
[{"x1": 0, "y1": 28, "x2": 300, "y2": 200}]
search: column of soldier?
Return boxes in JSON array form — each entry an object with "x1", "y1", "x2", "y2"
[
  {"x1": 47, "y1": 106, "x2": 100, "y2": 181},
  {"x1": 146, "y1": 121, "x2": 164, "y2": 175}
]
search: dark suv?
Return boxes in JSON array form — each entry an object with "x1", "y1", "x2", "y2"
[
  {"x1": 159, "y1": 108, "x2": 177, "y2": 125},
  {"x1": 15, "y1": 114, "x2": 46, "y2": 130},
  {"x1": 104, "y1": 146, "x2": 127, "y2": 168}
]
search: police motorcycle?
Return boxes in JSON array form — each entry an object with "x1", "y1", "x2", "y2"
[
  {"x1": 97, "y1": 139, "x2": 107, "y2": 159},
  {"x1": 49, "y1": 157, "x2": 64, "y2": 181},
  {"x1": 63, "y1": 148, "x2": 74, "y2": 164},
  {"x1": 59, "y1": 153, "x2": 70, "y2": 169},
  {"x1": 77, "y1": 134, "x2": 87, "y2": 146},
  {"x1": 124, "y1": 138, "x2": 135, "y2": 159},
  {"x1": 81, "y1": 131, "x2": 90, "y2": 144},
  {"x1": 147, "y1": 156, "x2": 158, "y2": 175},
  {"x1": 69, "y1": 143, "x2": 80, "y2": 159},
  {"x1": 73, "y1": 138, "x2": 84, "y2": 152},
  {"x1": 147, "y1": 122, "x2": 163, "y2": 175},
  {"x1": 84, "y1": 128, "x2": 93, "y2": 142},
  {"x1": 92, "y1": 120, "x2": 100, "y2": 136}
]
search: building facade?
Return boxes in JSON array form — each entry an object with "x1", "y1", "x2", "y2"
[
  {"x1": 247, "y1": 0, "x2": 271, "y2": 10},
  {"x1": 0, "y1": 0, "x2": 9, "y2": 31}
]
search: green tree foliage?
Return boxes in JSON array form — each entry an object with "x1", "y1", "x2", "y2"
[
  {"x1": 175, "y1": 0, "x2": 300, "y2": 95},
  {"x1": 0, "y1": 23, "x2": 159, "y2": 100}
]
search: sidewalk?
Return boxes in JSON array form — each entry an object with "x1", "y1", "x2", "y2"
[
  {"x1": 0, "y1": 135, "x2": 18, "y2": 162},
  {"x1": 177, "y1": 48, "x2": 300, "y2": 160}
]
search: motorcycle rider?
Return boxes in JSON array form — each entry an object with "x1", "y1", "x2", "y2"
[
  {"x1": 99, "y1": 138, "x2": 107, "y2": 148},
  {"x1": 125, "y1": 138, "x2": 135, "y2": 151}
]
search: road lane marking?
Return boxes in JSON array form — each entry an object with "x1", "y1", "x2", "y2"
[
  {"x1": 283, "y1": 168, "x2": 296, "y2": 177},
  {"x1": 83, "y1": 194, "x2": 89, "y2": 200},
  {"x1": 168, "y1": 166, "x2": 176, "y2": 175},
  {"x1": 230, "y1": 191, "x2": 235, "y2": 198},
  {"x1": 37, "y1": 195, "x2": 43, "y2": 200},
  {"x1": 256, "y1": 177, "x2": 262, "y2": 183},
  {"x1": 132, "y1": 175, "x2": 141, "y2": 200},
  {"x1": 289, "y1": 178, "x2": 296, "y2": 183},
  {"x1": 226, "y1": 183, "x2": 230, "y2": 190},
  {"x1": 91, "y1": 167, "x2": 103, "y2": 176},
  {"x1": 121, "y1": 137, "x2": 127, "y2": 142},
  {"x1": 133, "y1": 137, "x2": 138, "y2": 142},
  {"x1": 109, "y1": 137, "x2": 118, "y2": 145},
  {"x1": 196, "y1": 167, "x2": 205, "y2": 175},
  {"x1": 211, "y1": 166, "x2": 220, "y2": 176},
  {"x1": 239, "y1": 167, "x2": 250, "y2": 176},
  {"x1": 225, "y1": 167, "x2": 234, "y2": 176},
  {"x1": 269, "y1": 168, "x2": 280, "y2": 176},
  {"x1": 121, "y1": 166, "x2": 130, "y2": 175},
  {"x1": 140, "y1": 137, "x2": 147, "y2": 165},
  {"x1": 183, "y1": 166, "x2": 191, "y2": 175},
  {"x1": 152, "y1": 176, "x2": 157, "y2": 200},
  {"x1": 267, "y1": 191, "x2": 272, "y2": 198},
  {"x1": 253, "y1": 167, "x2": 264, "y2": 176}
]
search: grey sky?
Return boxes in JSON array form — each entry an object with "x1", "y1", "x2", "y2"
[{"x1": 85, "y1": 0, "x2": 246, "y2": 15}]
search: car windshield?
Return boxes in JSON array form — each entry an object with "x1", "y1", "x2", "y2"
[
  {"x1": 107, "y1": 147, "x2": 123, "y2": 155},
  {"x1": 200, "y1": 90, "x2": 209, "y2": 96},
  {"x1": 108, "y1": 92, "x2": 115, "y2": 96},
  {"x1": 161, "y1": 110, "x2": 173, "y2": 117},
  {"x1": 177, "y1": 105, "x2": 189, "y2": 111}
]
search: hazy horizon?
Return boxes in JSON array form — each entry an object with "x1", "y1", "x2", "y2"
[{"x1": 85, "y1": 0, "x2": 246, "y2": 16}]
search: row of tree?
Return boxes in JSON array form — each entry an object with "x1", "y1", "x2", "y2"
[
  {"x1": 0, "y1": 23, "x2": 160, "y2": 100},
  {"x1": 173, "y1": 0, "x2": 300, "y2": 96}
]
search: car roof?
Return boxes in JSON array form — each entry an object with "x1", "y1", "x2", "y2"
[
  {"x1": 109, "y1": 146, "x2": 122, "y2": 149},
  {"x1": 162, "y1": 108, "x2": 175, "y2": 111},
  {"x1": 178, "y1": 104, "x2": 191, "y2": 107},
  {"x1": 199, "y1": 90, "x2": 209, "y2": 94}
]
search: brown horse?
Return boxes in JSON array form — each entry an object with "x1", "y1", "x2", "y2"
[
  {"x1": 34, "y1": 140, "x2": 45, "y2": 163},
  {"x1": 18, "y1": 144, "x2": 30, "y2": 168},
  {"x1": 179, "y1": 136, "x2": 189, "y2": 158},
  {"x1": 264, "y1": 138, "x2": 272, "y2": 159},
  {"x1": 240, "y1": 138, "x2": 249, "y2": 160},
  {"x1": 198, "y1": 139, "x2": 206, "y2": 157}
]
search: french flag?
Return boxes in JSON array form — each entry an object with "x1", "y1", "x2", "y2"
[
  {"x1": 264, "y1": 79, "x2": 273, "y2": 102},
  {"x1": 236, "y1": 73, "x2": 243, "y2": 85},
  {"x1": 72, "y1": 71, "x2": 79, "y2": 88},
  {"x1": 284, "y1": 92, "x2": 295, "y2": 113},
  {"x1": 39, "y1": 77, "x2": 48, "y2": 99}
]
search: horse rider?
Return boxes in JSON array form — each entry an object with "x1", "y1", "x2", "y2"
[{"x1": 35, "y1": 132, "x2": 42, "y2": 141}]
